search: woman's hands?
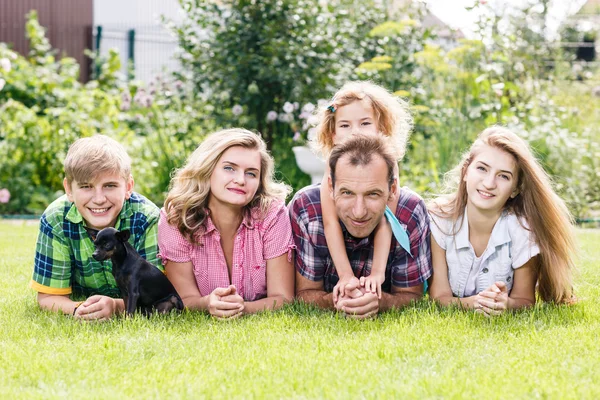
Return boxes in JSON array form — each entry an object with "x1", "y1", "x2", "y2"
[
  {"x1": 474, "y1": 281, "x2": 509, "y2": 317},
  {"x1": 207, "y1": 285, "x2": 245, "y2": 319}
]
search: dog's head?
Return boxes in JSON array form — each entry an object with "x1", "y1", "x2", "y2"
[{"x1": 86, "y1": 227, "x2": 131, "y2": 261}]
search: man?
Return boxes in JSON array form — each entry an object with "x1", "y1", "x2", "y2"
[{"x1": 289, "y1": 134, "x2": 432, "y2": 318}]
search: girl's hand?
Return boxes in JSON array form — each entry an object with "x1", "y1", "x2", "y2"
[
  {"x1": 474, "y1": 281, "x2": 508, "y2": 317},
  {"x1": 207, "y1": 285, "x2": 244, "y2": 319},
  {"x1": 359, "y1": 275, "x2": 384, "y2": 299},
  {"x1": 333, "y1": 275, "x2": 360, "y2": 305}
]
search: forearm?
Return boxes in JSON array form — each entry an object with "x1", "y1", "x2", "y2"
[
  {"x1": 323, "y1": 222, "x2": 353, "y2": 278},
  {"x1": 379, "y1": 289, "x2": 423, "y2": 311},
  {"x1": 432, "y1": 293, "x2": 479, "y2": 309},
  {"x1": 296, "y1": 288, "x2": 335, "y2": 310},
  {"x1": 507, "y1": 296, "x2": 535, "y2": 310},
  {"x1": 243, "y1": 295, "x2": 292, "y2": 314},
  {"x1": 180, "y1": 294, "x2": 210, "y2": 311},
  {"x1": 37, "y1": 294, "x2": 79, "y2": 315},
  {"x1": 372, "y1": 220, "x2": 392, "y2": 277}
]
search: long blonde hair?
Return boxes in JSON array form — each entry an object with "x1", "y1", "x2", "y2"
[
  {"x1": 429, "y1": 126, "x2": 576, "y2": 303},
  {"x1": 311, "y1": 81, "x2": 412, "y2": 158},
  {"x1": 164, "y1": 128, "x2": 291, "y2": 243}
]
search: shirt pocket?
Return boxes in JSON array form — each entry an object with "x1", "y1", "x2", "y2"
[
  {"x1": 249, "y1": 261, "x2": 267, "y2": 301},
  {"x1": 493, "y1": 257, "x2": 514, "y2": 293}
]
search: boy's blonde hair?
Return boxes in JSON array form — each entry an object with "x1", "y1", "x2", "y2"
[
  {"x1": 164, "y1": 128, "x2": 291, "y2": 244},
  {"x1": 429, "y1": 126, "x2": 576, "y2": 304},
  {"x1": 311, "y1": 81, "x2": 413, "y2": 158},
  {"x1": 64, "y1": 135, "x2": 132, "y2": 184}
]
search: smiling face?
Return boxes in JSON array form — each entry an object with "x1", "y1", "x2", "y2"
[
  {"x1": 329, "y1": 153, "x2": 393, "y2": 238},
  {"x1": 208, "y1": 146, "x2": 262, "y2": 210},
  {"x1": 64, "y1": 172, "x2": 133, "y2": 230},
  {"x1": 464, "y1": 145, "x2": 519, "y2": 216},
  {"x1": 332, "y1": 100, "x2": 379, "y2": 145}
]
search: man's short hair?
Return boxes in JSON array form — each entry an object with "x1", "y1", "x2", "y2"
[
  {"x1": 329, "y1": 134, "x2": 396, "y2": 189},
  {"x1": 64, "y1": 135, "x2": 132, "y2": 184}
]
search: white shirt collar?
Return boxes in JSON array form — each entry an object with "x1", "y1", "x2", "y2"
[{"x1": 453, "y1": 207, "x2": 511, "y2": 250}]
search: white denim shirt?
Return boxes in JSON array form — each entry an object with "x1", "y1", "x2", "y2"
[{"x1": 429, "y1": 208, "x2": 540, "y2": 297}]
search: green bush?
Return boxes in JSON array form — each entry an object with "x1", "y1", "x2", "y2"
[
  {"x1": 169, "y1": 0, "x2": 391, "y2": 193},
  {"x1": 0, "y1": 12, "x2": 129, "y2": 214},
  {"x1": 1, "y1": 3, "x2": 598, "y2": 218}
]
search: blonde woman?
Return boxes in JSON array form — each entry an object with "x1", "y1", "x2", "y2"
[
  {"x1": 158, "y1": 128, "x2": 295, "y2": 318},
  {"x1": 428, "y1": 127, "x2": 576, "y2": 316}
]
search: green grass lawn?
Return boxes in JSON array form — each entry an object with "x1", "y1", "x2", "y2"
[{"x1": 1, "y1": 221, "x2": 599, "y2": 399}]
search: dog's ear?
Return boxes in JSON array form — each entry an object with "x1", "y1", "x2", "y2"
[
  {"x1": 85, "y1": 227, "x2": 100, "y2": 241},
  {"x1": 116, "y1": 229, "x2": 131, "y2": 243}
]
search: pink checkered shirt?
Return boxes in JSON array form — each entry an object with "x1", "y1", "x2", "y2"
[{"x1": 158, "y1": 201, "x2": 294, "y2": 301}]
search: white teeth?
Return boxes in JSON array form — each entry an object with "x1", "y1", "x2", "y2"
[
  {"x1": 89, "y1": 208, "x2": 108, "y2": 214},
  {"x1": 478, "y1": 190, "x2": 494, "y2": 198}
]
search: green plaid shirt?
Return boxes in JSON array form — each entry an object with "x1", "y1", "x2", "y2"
[{"x1": 30, "y1": 192, "x2": 161, "y2": 298}]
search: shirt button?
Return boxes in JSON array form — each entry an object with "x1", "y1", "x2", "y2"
[
  {"x1": 507, "y1": 276, "x2": 512, "y2": 282},
  {"x1": 482, "y1": 268, "x2": 489, "y2": 273}
]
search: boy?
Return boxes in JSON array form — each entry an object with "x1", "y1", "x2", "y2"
[{"x1": 30, "y1": 135, "x2": 161, "y2": 320}]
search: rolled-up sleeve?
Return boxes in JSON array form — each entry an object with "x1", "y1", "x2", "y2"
[{"x1": 157, "y1": 209, "x2": 192, "y2": 265}]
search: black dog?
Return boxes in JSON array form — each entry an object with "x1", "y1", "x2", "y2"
[{"x1": 86, "y1": 227, "x2": 184, "y2": 316}]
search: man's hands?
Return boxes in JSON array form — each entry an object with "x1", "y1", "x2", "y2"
[
  {"x1": 74, "y1": 295, "x2": 119, "y2": 321},
  {"x1": 332, "y1": 275, "x2": 361, "y2": 304},
  {"x1": 334, "y1": 279, "x2": 379, "y2": 319},
  {"x1": 474, "y1": 281, "x2": 509, "y2": 317},
  {"x1": 207, "y1": 285, "x2": 245, "y2": 319}
]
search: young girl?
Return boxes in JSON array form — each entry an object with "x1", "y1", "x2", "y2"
[
  {"x1": 312, "y1": 81, "x2": 413, "y2": 302},
  {"x1": 158, "y1": 128, "x2": 295, "y2": 318},
  {"x1": 428, "y1": 127, "x2": 576, "y2": 315}
]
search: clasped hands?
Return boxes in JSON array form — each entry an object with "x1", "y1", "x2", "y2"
[
  {"x1": 473, "y1": 281, "x2": 509, "y2": 317},
  {"x1": 207, "y1": 285, "x2": 245, "y2": 319},
  {"x1": 332, "y1": 276, "x2": 380, "y2": 319}
]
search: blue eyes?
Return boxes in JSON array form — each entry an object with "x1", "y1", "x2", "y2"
[{"x1": 224, "y1": 166, "x2": 257, "y2": 178}]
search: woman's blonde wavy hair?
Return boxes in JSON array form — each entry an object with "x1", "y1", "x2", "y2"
[
  {"x1": 311, "y1": 81, "x2": 413, "y2": 158},
  {"x1": 164, "y1": 128, "x2": 291, "y2": 244},
  {"x1": 429, "y1": 126, "x2": 576, "y2": 304}
]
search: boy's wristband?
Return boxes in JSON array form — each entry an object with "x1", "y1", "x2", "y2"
[{"x1": 72, "y1": 301, "x2": 84, "y2": 316}]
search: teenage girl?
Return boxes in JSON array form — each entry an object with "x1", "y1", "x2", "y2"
[{"x1": 428, "y1": 126, "x2": 575, "y2": 315}]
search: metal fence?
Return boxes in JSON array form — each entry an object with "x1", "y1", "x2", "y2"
[{"x1": 93, "y1": 25, "x2": 181, "y2": 83}]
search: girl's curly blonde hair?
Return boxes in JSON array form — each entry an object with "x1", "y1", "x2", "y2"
[{"x1": 311, "y1": 81, "x2": 413, "y2": 159}]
